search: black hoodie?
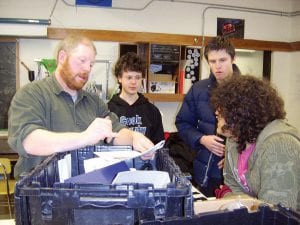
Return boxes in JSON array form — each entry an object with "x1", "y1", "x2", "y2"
[{"x1": 108, "y1": 93, "x2": 164, "y2": 144}]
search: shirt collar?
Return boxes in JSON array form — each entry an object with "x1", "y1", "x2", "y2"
[{"x1": 49, "y1": 75, "x2": 87, "y2": 99}]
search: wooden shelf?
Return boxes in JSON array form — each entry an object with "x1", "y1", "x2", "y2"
[
  {"x1": 47, "y1": 27, "x2": 300, "y2": 51},
  {"x1": 144, "y1": 93, "x2": 185, "y2": 102},
  {"x1": 47, "y1": 28, "x2": 200, "y2": 46}
]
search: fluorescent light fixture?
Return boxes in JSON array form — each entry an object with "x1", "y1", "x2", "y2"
[
  {"x1": 236, "y1": 49, "x2": 256, "y2": 53},
  {"x1": 0, "y1": 18, "x2": 51, "y2": 25}
]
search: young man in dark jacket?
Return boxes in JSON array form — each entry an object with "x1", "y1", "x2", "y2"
[
  {"x1": 108, "y1": 52, "x2": 164, "y2": 169},
  {"x1": 175, "y1": 36, "x2": 240, "y2": 196}
]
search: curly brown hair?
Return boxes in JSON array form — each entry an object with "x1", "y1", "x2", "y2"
[
  {"x1": 114, "y1": 52, "x2": 145, "y2": 78},
  {"x1": 211, "y1": 75, "x2": 286, "y2": 152}
]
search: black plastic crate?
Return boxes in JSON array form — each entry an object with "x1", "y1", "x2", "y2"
[
  {"x1": 142, "y1": 204, "x2": 300, "y2": 225},
  {"x1": 14, "y1": 147, "x2": 193, "y2": 225}
]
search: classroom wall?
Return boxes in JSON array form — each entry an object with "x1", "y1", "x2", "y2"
[
  {"x1": 292, "y1": 15, "x2": 300, "y2": 40},
  {"x1": 1, "y1": 0, "x2": 299, "y2": 131},
  {"x1": 0, "y1": 0, "x2": 295, "y2": 40},
  {"x1": 272, "y1": 51, "x2": 300, "y2": 131}
]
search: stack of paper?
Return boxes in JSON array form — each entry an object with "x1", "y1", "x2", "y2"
[
  {"x1": 112, "y1": 170, "x2": 170, "y2": 188},
  {"x1": 59, "y1": 140, "x2": 166, "y2": 184},
  {"x1": 84, "y1": 140, "x2": 165, "y2": 172}
]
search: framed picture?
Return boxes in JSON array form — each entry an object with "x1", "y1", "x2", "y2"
[
  {"x1": 76, "y1": 0, "x2": 112, "y2": 7},
  {"x1": 217, "y1": 18, "x2": 245, "y2": 39}
]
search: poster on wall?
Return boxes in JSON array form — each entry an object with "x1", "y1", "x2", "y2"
[
  {"x1": 217, "y1": 18, "x2": 245, "y2": 39},
  {"x1": 185, "y1": 47, "x2": 200, "y2": 83}
]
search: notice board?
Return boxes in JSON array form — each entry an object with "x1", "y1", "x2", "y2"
[{"x1": 0, "y1": 40, "x2": 17, "y2": 129}]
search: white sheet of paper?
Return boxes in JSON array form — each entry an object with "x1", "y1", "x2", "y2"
[
  {"x1": 93, "y1": 140, "x2": 165, "y2": 160},
  {"x1": 94, "y1": 150, "x2": 141, "y2": 160},
  {"x1": 86, "y1": 140, "x2": 165, "y2": 173},
  {"x1": 112, "y1": 170, "x2": 170, "y2": 188},
  {"x1": 83, "y1": 156, "x2": 122, "y2": 173},
  {"x1": 139, "y1": 140, "x2": 165, "y2": 157},
  {"x1": 58, "y1": 153, "x2": 71, "y2": 182}
]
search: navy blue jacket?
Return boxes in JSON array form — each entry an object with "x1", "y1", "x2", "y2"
[{"x1": 175, "y1": 74, "x2": 222, "y2": 187}]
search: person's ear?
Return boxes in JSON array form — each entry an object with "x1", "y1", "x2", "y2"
[
  {"x1": 232, "y1": 56, "x2": 236, "y2": 64},
  {"x1": 58, "y1": 50, "x2": 67, "y2": 64},
  {"x1": 117, "y1": 76, "x2": 122, "y2": 83}
]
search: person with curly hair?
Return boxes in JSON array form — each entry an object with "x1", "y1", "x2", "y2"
[
  {"x1": 108, "y1": 52, "x2": 164, "y2": 169},
  {"x1": 211, "y1": 75, "x2": 300, "y2": 211},
  {"x1": 176, "y1": 36, "x2": 241, "y2": 196}
]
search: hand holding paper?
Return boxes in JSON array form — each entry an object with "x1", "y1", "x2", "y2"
[
  {"x1": 92, "y1": 140, "x2": 165, "y2": 168},
  {"x1": 132, "y1": 132, "x2": 155, "y2": 160},
  {"x1": 137, "y1": 140, "x2": 165, "y2": 158}
]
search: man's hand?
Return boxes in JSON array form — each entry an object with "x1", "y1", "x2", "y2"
[
  {"x1": 82, "y1": 117, "x2": 119, "y2": 145},
  {"x1": 200, "y1": 135, "x2": 225, "y2": 157},
  {"x1": 132, "y1": 132, "x2": 155, "y2": 160}
]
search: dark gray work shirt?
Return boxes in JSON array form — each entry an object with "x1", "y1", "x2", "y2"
[{"x1": 8, "y1": 75, "x2": 125, "y2": 178}]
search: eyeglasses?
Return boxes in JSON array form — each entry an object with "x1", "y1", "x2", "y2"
[
  {"x1": 75, "y1": 57, "x2": 95, "y2": 69},
  {"x1": 123, "y1": 75, "x2": 143, "y2": 81}
]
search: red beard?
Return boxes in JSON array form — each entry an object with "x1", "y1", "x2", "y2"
[{"x1": 60, "y1": 58, "x2": 88, "y2": 91}]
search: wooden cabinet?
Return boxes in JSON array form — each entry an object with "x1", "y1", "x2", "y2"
[
  {"x1": 144, "y1": 93, "x2": 184, "y2": 102},
  {"x1": 148, "y1": 44, "x2": 181, "y2": 94},
  {"x1": 119, "y1": 43, "x2": 181, "y2": 97},
  {"x1": 120, "y1": 42, "x2": 194, "y2": 100}
]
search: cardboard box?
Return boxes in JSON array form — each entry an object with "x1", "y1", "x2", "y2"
[
  {"x1": 194, "y1": 196, "x2": 268, "y2": 214},
  {"x1": 148, "y1": 73, "x2": 174, "y2": 82},
  {"x1": 148, "y1": 81, "x2": 176, "y2": 93},
  {"x1": 148, "y1": 73, "x2": 176, "y2": 93}
]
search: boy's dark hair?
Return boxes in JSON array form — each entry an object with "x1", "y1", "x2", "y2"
[
  {"x1": 204, "y1": 36, "x2": 235, "y2": 61},
  {"x1": 114, "y1": 52, "x2": 146, "y2": 78}
]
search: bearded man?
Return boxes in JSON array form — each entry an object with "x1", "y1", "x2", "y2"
[{"x1": 8, "y1": 35, "x2": 154, "y2": 179}]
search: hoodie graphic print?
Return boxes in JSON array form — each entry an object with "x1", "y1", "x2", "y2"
[{"x1": 107, "y1": 93, "x2": 164, "y2": 144}]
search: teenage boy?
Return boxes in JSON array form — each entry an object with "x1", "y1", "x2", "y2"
[
  {"x1": 108, "y1": 52, "x2": 164, "y2": 169},
  {"x1": 176, "y1": 36, "x2": 241, "y2": 196}
]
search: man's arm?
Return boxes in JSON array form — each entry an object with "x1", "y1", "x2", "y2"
[{"x1": 23, "y1": 117, "x2": 119, "y2": 155}]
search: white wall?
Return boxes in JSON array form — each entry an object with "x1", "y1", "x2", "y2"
[
  {"x1": 291, "y1": 15, "x2": 300, "y2": 40},
  {"x1": 287, "y1": 52, "x2": 300, "y2": 130},
  {"x1": 1, "y1": 0, "x2": 299, "y2": 131},
  {"x1": 271, "y1": 51, "x2": 300, "y2": 130},
  {"x1": 0, "y1": 0, "x2": 295, "y2": 40},
  {"x1": 235, "y1": 51, "x2": 264, "y2": 78}
]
